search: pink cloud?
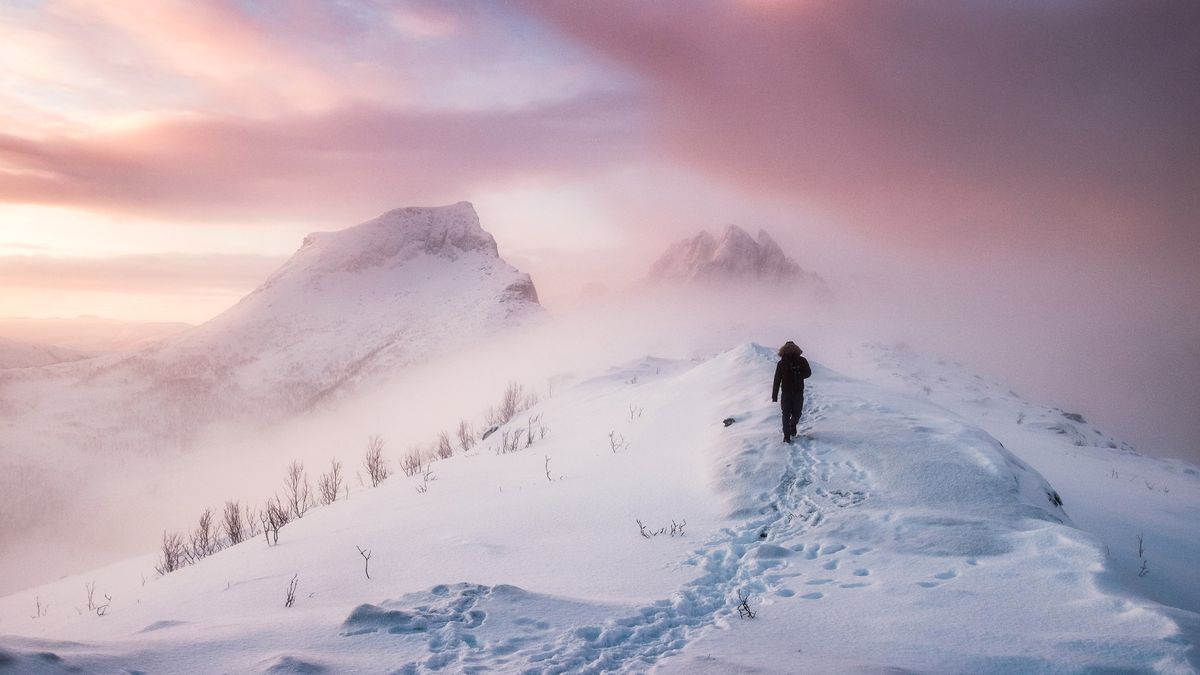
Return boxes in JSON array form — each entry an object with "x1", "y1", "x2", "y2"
[
  {"x1": 523, "y1": 1, "x2": 1200, "y2": 263},
  {"x1": 0, "y1": 92, "x2": 643, "y2": 222}
]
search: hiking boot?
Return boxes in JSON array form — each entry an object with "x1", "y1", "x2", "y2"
[{"x1": 783, "y1": 433, "x2": 792, "y2": 444}]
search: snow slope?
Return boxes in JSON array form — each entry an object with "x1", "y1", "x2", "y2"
[
  {"x1": 0, "y1": 202, "x2": 543, "y2": 595},
  {"x1": 0, "y1": 337, "x2": 89, "y2": 369},
  {"x1": 142, "y1": 201, "x2": 540, "y2": 411},
  {"x1": 843, "y1": 342, "x2": 1200, "y2": 617},
  {"x1": 1, "y1": 343, "x2": 1193, "y2": 673}
]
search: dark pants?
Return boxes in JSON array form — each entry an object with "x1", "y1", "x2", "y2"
[{"x1": 781, "y1": 392, "x2": 804, "y2": 437}]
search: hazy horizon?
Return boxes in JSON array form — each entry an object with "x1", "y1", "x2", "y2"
[{"x1": 1, "y1": 4, "x2": 1196, "y2": 465}]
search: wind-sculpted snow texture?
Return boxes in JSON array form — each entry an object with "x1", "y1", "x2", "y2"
[
  {"x1": 0, "y1": 344, "x2": 1195, "y2": 673},
  {"x1": 848, "y1": 341, "x2": 1200, "y2": 622}
]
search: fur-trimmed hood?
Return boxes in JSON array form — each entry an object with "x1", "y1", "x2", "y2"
[{"x1": 778, "y1": 341, "x2": 803, "y2": 358}]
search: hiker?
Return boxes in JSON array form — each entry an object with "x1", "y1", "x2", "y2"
[{"x1": 772, "y1": 341, "x2": 811, "y2": 443}]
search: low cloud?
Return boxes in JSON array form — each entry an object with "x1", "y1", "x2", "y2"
[
  {"x1": 0, "y1": 252, "x2": 285, "y2": 295},
  {"x1": 525, "y1": 1, "x2": 1200, "y2": 264}
]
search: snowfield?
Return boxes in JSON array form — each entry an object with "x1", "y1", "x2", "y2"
[{"x1": 2, "y1": 343, "x2": 1195, "y2": 673}]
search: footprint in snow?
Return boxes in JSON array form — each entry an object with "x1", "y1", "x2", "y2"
[
  {"x1": 801, "y1": 592, "x2": 825, "y2": 600},
  {"x1": 918, "y1": 570, "x2": 959, "y2": 588}
]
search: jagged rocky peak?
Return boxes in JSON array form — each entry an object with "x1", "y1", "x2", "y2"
[
  {"x1": 293, "y1": 201, "x2": 500, "y2": 276},
  {"x1": 648, "y1": 224, "x2": 824, "y2": 287}
]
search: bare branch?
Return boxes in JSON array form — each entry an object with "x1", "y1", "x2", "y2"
[
  {"x1": 283, "y1": 461, "x2": 313, "y2": 519},
  {"x1": 356, "y1": 545, "x2": 372, "y2": 579},
  {"x1": 223, "y1": 501, "x2": 245, "y2": 545},
  {"x1": 457, "y1": 419, "x2": 475, "y2": 453},
  {"x1": 318, "y1": 459, "x2": 344, "y2": 505},
  {"x1": 285, "y1": 574, "x2": 299, "y2": 608},
  {"x1": 737, "y1": 591, "x2": 756, "y2": 619},
  {"x1": 400, "y1": 447, "x2": 424, "y2": 477},
  {"x1": 363, "y1": 435, "x2": 390, "y2": 487},
  {"x1": 155, "y1": 531, "x2": 190, "y2": 575},
  {"x1": 435, "y1": 431, "x2": 454, "y2": 460}
]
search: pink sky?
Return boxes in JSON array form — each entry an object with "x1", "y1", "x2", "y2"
[{"x1": 0, "y1": 1, "x2": 1197, "y2": 460}]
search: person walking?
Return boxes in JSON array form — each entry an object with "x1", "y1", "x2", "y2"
[{"x1": 772, "y1": 341, "x2": 811, "y2": 443}]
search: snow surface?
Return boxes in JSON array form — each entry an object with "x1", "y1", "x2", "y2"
[{"x1": 1, "y1": 343, "x2": 1195, "y2": 673}]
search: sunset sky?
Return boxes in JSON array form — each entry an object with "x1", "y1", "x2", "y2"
[{"x1": 0, "y1": 1, "x2": 1197, "y2": 457}]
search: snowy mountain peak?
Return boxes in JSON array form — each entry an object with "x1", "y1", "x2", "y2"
[
  {"x1": 134, "y1": 201, "x2": 541, "y2": 418},
  {"x1": 282, "y1": 202, "x2": 499, "y2": 284},
  {"x1": 647, "y1": 224, "x2": 828, "y2": 291}
]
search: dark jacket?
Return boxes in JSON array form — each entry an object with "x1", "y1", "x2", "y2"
[{"x1": 772, "y1": 344, "x2": 811, "y2": 401}]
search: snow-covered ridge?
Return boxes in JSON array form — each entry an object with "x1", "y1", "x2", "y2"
[
  {"x1": 648, "y1": 225, "x2": 827, "y2": 292},
  {"x1": 2, "y1": 343, "x2": 1193, "y2": 672}
]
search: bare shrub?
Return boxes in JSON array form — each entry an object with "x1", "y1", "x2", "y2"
[
  {"x1": 737, "y1": 591, "x2": 756, "y2": 619},
  {"x1": 435, "y1": 431, "x2": 454, "y2": 460},
  {"x1": 526, "y1": 415, "x2": 547, "y2": 447},
  {"x1": 95, "y1": 593, "x2": 112, "y2": 617},
  {"x1": 495, "y1": 428, "x2": 525, "y2": 455},
  {"x1": 609, "y1": 431, "x2": 628, "y2": 453},
  {"x1": 261, "y1": 496, "x2": 291, "y2": 546},
  {"x1": 415, "y1": 466, "x2": 436, "y2": 493},
  {"x1": 364, "y1": 435, "x2": 390, "y2": 487},
  {"x1": 223, "y1": 501, "x2": 246, "y2": 545},
  {"x1": 457, "y1": 420, "x2": 475, "y2": 452},
  {"x1": 285, "y1": 574, "x2": 298, "y2": 608},
  {"x1": 243, "y1": 503, "x2": 262, "y2": 538},
  {"x1": 85, "y1": 580, "x2": 97, "y2": 611},
  {"x1": 490, "y1": 381, "x2": 539, "y2": 426},
  {"x1": 636, "y1": 518, "x2": 687, "y2": 538},
  {"x1": 190, "y1": 508, "x2": 220, "y2": 559},
  {"x1": 400, "y1": 448, "x2": 424, "y2": 477},
  {"x1": 356, "y1": 546, "x2": 372, "y2": 579},
  {"x1": 318, "y1": 459, "x2": 343, "y2": 505},
  {"x1": 156, "y1": 531, "x2": 190, "y2": 575},
  {"x1": 284, "y1": 461, "x2": 313, "y2": 519},
  {"x1": 499, "y1": 381, "x2": 524, "y2": 424}
]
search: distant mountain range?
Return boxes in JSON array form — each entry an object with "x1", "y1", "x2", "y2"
[{"x1": 0, "y1": 316, "x2": 189, "y2": 357}]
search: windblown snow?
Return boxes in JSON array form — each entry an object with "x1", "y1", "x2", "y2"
[
  {"x1": 1, "y1": 203, "x2": 1196, "y2": 673},
  {"x1": 1, "y1": 343, "x2": 1195, "y2": 673}
]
